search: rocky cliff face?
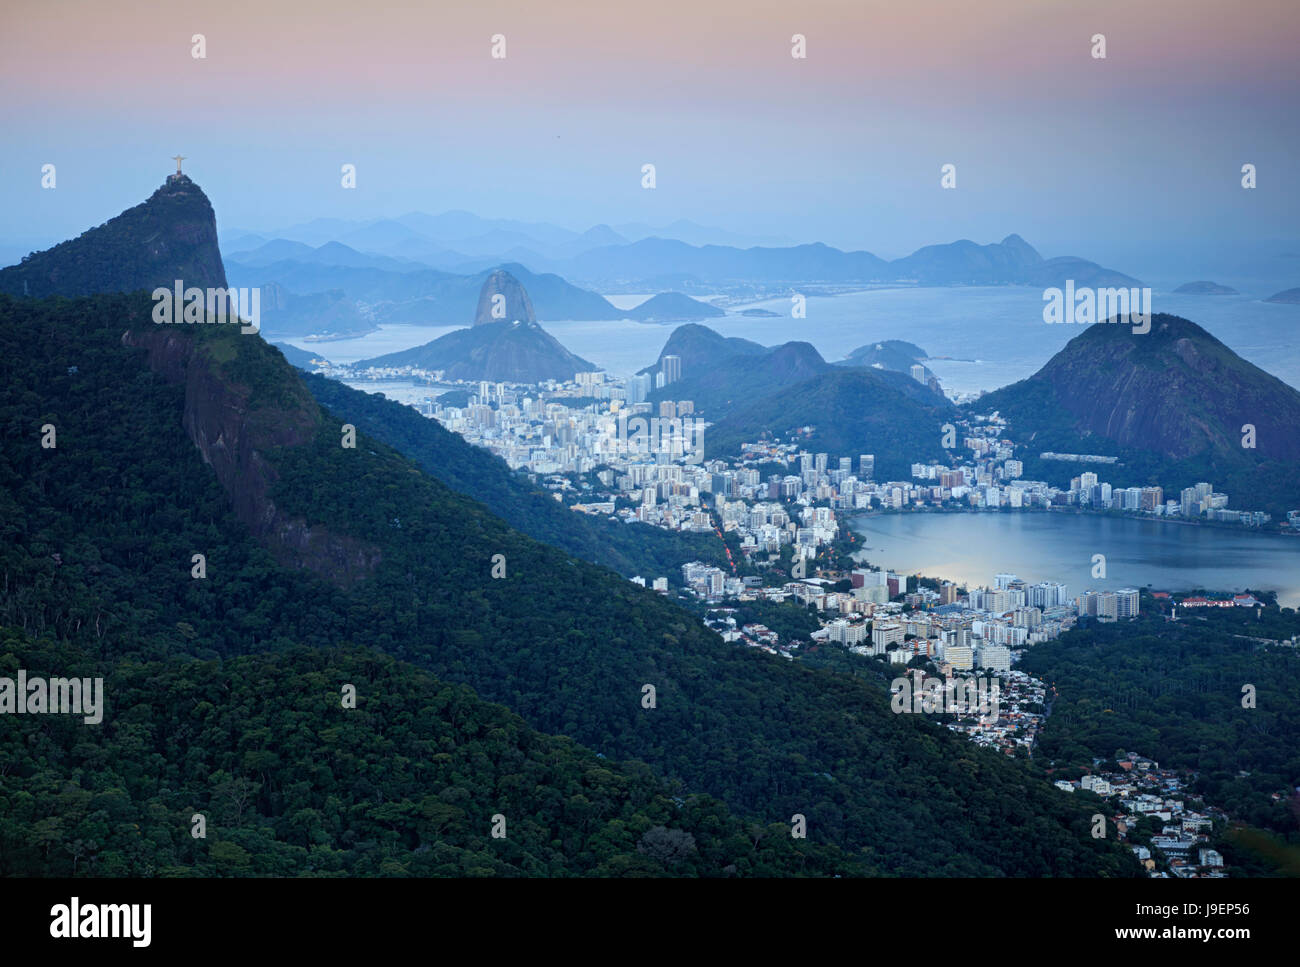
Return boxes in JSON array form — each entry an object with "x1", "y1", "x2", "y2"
[
  {"x1": 0, "y1": 175, "x2": 228, "y2": 298},
  {"x1": 122, "y1": 326, "x2": 382, "y2": 585},
  {"x1": 7, "y1": 174, "x2": 382, "y2": 584},
  {"x1": 474, "y1": 269, "x2": 536, "y2": 326}
]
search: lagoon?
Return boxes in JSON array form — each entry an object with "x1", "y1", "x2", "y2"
[{"x1": 849, "y1": 510, "x2": 1300, "y2": 607}]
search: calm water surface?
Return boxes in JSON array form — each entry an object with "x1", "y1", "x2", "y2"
[{"x1": 850, "y1": 511, "x2": 1300, "y2": 607}]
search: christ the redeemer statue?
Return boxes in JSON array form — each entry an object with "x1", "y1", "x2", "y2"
[{"x1": 172, "y1": 155, "x2": 186, "y2": 175}]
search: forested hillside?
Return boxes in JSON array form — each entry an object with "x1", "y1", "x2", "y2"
[
  {"x1": 0, "y1": 634, "x2": 844, "y2": 877},
  {"x1": 0, "y1": 292, "x2": 1140, "y2": 876}
]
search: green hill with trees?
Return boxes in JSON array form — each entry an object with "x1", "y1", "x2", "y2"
[{"x1": 0, "y1": 291, "x2": 1138, "y2": 877}]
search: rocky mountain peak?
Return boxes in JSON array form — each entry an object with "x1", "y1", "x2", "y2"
[{"x1": 474, "y1": 268, "x2": 536, "y2": 326}]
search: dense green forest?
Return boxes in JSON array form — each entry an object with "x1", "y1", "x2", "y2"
[
  {"x1": 0, "y1": 634, "x2": 843, "y2": 877},
  {"x1": 0, "y1": 292, "x2": 1140, "y2": 876},
  {"x1": 1019, "y1": 609, "x2": 1300, "y2": 840}
]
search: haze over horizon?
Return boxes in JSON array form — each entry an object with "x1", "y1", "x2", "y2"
[{"x1": 3, "y1": 0, "x2": 1298, "y2": 279}]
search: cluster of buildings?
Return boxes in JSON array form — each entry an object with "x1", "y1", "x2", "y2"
[
  {"x1": 328, "y1": 360, "x2": 1278, "y2": 557},
  {"x1": 904, "y1": 416, "x2": 1271, "y2": 526},
  {"x1": 1052, "y1": 753, "x2": 1230, "y2": 877},
  {"x1": 700, "y1": 611, "x2": 792, "y2": 658},
  {"x1": 938, "y1": 668, "x2": 1050, "y2": 755},
  {"x1": 680, "y1": 565, "x2": 1138, "y2": 654},
  {"x1": 1169, "y1": 593, "x2": 1262, "y2": 609},
  {"x1": 678, "y1": 565, "x2": 1150, "y2": 763},
  {"x1": 728, "y1": 416, "x2": 1276, "y2": 529}
]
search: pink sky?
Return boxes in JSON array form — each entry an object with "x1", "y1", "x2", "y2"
[{"x1": 2, "y1": 0, "x2": 1296, "y2": 253}]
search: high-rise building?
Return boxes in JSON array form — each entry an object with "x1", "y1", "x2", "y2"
[
  {"x1": 1012, "y1": 607, "x2": 1043, "y2": 630},
  {"x1": 627, "y1": 372, "x2": 652, "y2": 403},
  {"x1": 708, "y1": 570, "x2": 724, "y2": 596},
  {"x1": 1140, "y1": 486, "x2": 1163, "y2": 511},
  {"x1": 828, "y1": 620, "x2": 867, "y2": 646},
  {"x1": 1029, "y1": 581, "x2": 1067, "y2": 609},
  {"x1": 871, "y1": 622, "x2": 904, "y2": 650},
  {"x1": 945, "y1": 645, "x2": 974, "y2": 671},
  {"x1": 860, "y1": 454, "x2": 874, "y2": 479},
  {"x1": 978, "y1": 644, "x2": 1011, "y2": 672},
  {"x1": 1079, "y1": 590, "x2": 1119, "y2": 621},
  {"x1": 910, "y1": 364, "x2": 926, "y2": 383},
  {"x1": 661, "y1": 355, "x2": 682, "y2": 385},
  {"x1": 1115, "y1": 588, "x2": 1140, "y2": 618}
]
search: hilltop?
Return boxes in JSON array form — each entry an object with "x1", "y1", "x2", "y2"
[
  {"x1": 971, "y1": 314, "x2": 1300, "y2": 513},
  {"x1": 0, "y1": 174, "x2": 226, "y2": 297},
  {"x1": 624, "y1": 292, "x2": 725, "y2": 323},
  {"x1": 359, "y1": 270, "x2": 595, "y2": 382}
]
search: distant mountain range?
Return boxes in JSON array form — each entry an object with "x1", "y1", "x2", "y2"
[
  {"x1": 555, "y1": 233, "x2": 1138, "y2": 289},
  {"x1": 223, "y1": 212, "x2": 794, "y2": 263},
  {"x1": 212, "y1": 224, "x2": 1143, "y2": 339},
  {"x1": 225, "y1": 211, "x2": 1133, "y2": 290},
  {"x1": 223, "y1": 259, "x2": 620, "y2": 338},
  {"x1": 227, "y1": 238, "x2": 429, "y2": 273}
]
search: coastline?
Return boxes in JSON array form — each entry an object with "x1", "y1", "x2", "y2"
[{"x1": 844, "y1": 503, "x2": 1294, "y2": 537}]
